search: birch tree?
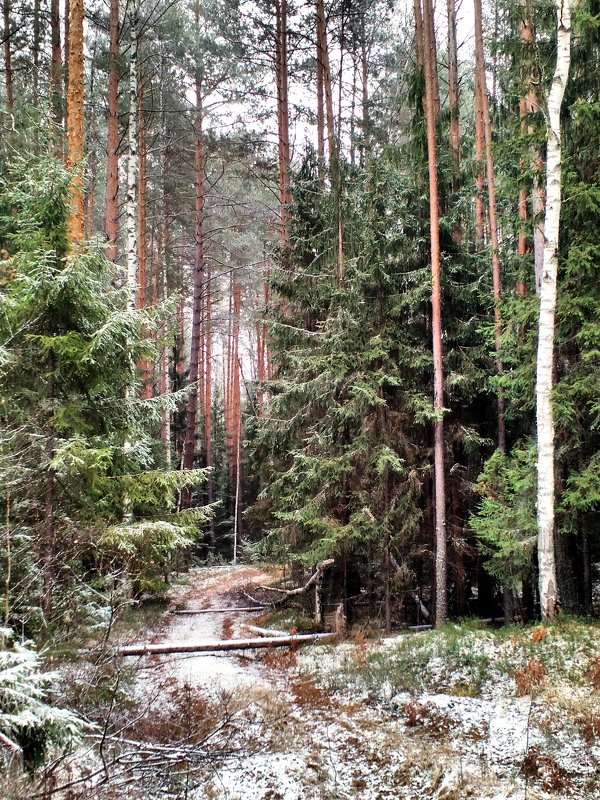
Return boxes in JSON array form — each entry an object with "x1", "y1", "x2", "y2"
[{"x1": 536, "y1": 0, "x2": 574, "y2": 620}]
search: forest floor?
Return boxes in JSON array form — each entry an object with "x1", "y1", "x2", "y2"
[{"x1": 115, "y1": 564, "x2": 600, "y2": 800}]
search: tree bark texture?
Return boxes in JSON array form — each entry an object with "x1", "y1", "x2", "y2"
[
  {"x1": 447, "y1": 0, "x2": 460, "y2": 185},
  {"x1": 180, "y1": 28, "x2": 205, "y2": 508},
  {"x1": 50, "y1": 0, "x2": 62, "y2": 139},
  {"x1": 275, "y1": 0, "x2": 292, "y2": 257},
  {"x1": 420, "y1": 0, "x2": 447, "y2": 627},
  {"x1": 105, "y1": 0, "x2": 120, "y2": 262},
  {"x1": 474, "y1": 0, "x2": 505, "y2": 453},
  {"x1": 536, "y1": 0, "x2": 573, "y2": 621},
  {"x1": 126, "y1": 6, "x2": 138, "y2": 312},
  {"x1": 66, "y1": 0, "x2": 85, "y2": 247},
  {"x1": 3, "y1": 0, "x2": 13, "y2": 112}
]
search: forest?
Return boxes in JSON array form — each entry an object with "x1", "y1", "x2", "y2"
[{"x1": 0, "y1": 0, "x2": 599, "y2": 796}]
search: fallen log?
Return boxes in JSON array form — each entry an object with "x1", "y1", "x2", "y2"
[
  {"x1": 243, "y1": 624, "x2": 290, "y2": 638},
  {"x1": 169, "y1": 606, "x2": 266, "y2": 615},
  {"x1": 258, "y1": 559, "x2": 335, "y2": 598},
  {"x1": 118, "y1": 632, "x2": 334, "y2": 657}
]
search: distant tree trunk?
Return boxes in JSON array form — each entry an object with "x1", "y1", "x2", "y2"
[
  {"x1": 315, "y1": 7, "x2": 325, "y2": 170},
  {"x1": 420, "y1": 0, "x2": 447, "y2": 627},
  {"x1": 137, "y1": 60, "x2": 152, "y2": 399},
  {"x1": 275, "y1": 0, "x2": 291, "y2": 257},
  {"x1": 360, "y1": 21, "x2": 369, "y2": 162},
  {"x1": 105, "y1": 0, "x2": 120, "y2": 262},
  {"x1": 474, "y1": 0, "x2": 505, "y2": 454},
  {"x1": 447, "y1": 0, "x2": 460, "y2": 188},
  {"x1": 536, "y1": 0, "x2": 573, "y2": 621},
  {"x1": 181, "y1": 10, "x2": 206, "y2": 507},
  {"x1": 3, "y1": 0, "x2": 13, "y2": 113},
  {"x1": 32, "y1": 0, "x2": 40, "y2": 109},
  {"x1": 42, "y1": 353, "x2": 56, "y2": 621},
  {"x1": 473, "y1": 48, "x2": 485, "y2": 251},
  {"x1": 66, "y1": 0, "x2": 85, "y2": 247},
  {"x1": 86, "y1": 148, "x2": 96, "y2": 236},
  {"x1": 316, "y1": 0, "x2": 335, "y2": 160},
  {"x1": 50, "y1": 0, "x2": 62, "y2": 132},
  {"x1": 231, "y1": 281, "x2": 242, "y2": 557},
  {"x1": 516, "y1": 2, "x2": 534, "y2": 295}
]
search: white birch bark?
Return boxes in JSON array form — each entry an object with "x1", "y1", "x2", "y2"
[
  {"x1": 536, "y1": 0, "x2": 573, "y2": 620},
  {"x1": 126, "y1": 5, "x2": 138, "y2": 313}
]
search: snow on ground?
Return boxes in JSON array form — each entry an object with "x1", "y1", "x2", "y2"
[{"x1": 128, "y1": 569, "x2": 600, "y2": 800}]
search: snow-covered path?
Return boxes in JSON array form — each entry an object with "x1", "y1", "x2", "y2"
[
  {"x1": 127, "y1": 566, "x2": 592, "y2": 800},
  {"x1": 142, "y1": 565, "x2": 274, "y2": 692}
]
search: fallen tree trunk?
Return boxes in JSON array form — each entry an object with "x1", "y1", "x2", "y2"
[
  {"x1": 170, "y1": 606, "x2": 266, "y2": 615},
  {"x1": 243, "y1": 624, "x2": 290, "y2": 638},
  {"x1": 258, "y1": 559, "x2": 334, "y2": 598},
  {"x1": 118, "y1": 632, "x2": 334, "y2": 657}
]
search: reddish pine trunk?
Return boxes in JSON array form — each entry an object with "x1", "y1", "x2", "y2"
[
  {"x1": 474, "y1": 57, "x2": 485, "y2": 251},
  {"x1": 105, "y1": 0, "x2": 120, "y2": 262},
  {"x1": 64, "y1": 0, "x2": 70, "y2": 122},
  {"x1": 474, "y1": 0, "x2": 506, "y2": 454},
  {"x1": 66, "y1": 0, "x2": 85, "y2": 247},
  {"x1": 276, "y1": 0, "x2": 292, "y2": 255},
  {"x1": 447, "y1": 0, "x2": 460, "y2": 181},
  {"x1": 204, "y1": 265, "x2": 214, "y2": 545},
  {"x1": 420, "y1": 0, "x2": 447, "y2": 627},
  {"x1": 231, "y1": 281, "x2": 242, "y2": 551}
]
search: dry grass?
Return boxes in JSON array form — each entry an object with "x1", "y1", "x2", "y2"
[
  {"x1": 513, "y1": 658, "x2": 547, "y2": 696},
  {"x1": 521, "y1": 746, "x2": 571, "y2": 791}
]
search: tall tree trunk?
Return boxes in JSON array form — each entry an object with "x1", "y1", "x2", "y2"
[
  {"x1": 137, "y1": 60, "x2": 152, "y2": 399},
  {"x1": 42, "y1": 353, "x2": 56, "y2": 621},
  {"x1": 316, "y1": 10, "x2": 325, "y2": 171},
  {"x1": 516, "y1": 1, "x2": 535, "y2": 295},
  {"x1": 447, "y1": 0, "x2": 460, "y2": 187},
  {"x1": 3, "y1": 0, "x2": 13, "y2": 113},
  {"x1": 64, "y1": 0, "x2": 70, "y2": 122},
  {"x1": 474, "y1": 0, "x2": 505, "y2": 453},
  {"x1": 105, "y1": 0, "x2": 120, "y2": 262},
  {"x1": 205, "y1": 264, "x2": 215, "y2": 546},
  {"x1": 360, "y1": 21, "x2": 369, "y2": 162},
  {"x1": 474, "y1": 56, "x2": 485, "y2": 250},
  {"x1": 32, "y1": 0, "x2": 40, "y2": 109},
  {"x1": 536, "y1": 0, "x2": 573, "y2": 621},
  {"x1": 181, "y1": 11, "x2": 205, "y2": 507},
  {"x1": 66, "y1": 0, "x2": 85, "y2": 247},
  {"x1": 50, "y1": 0, "x2": 62, "y2": 132},
  {"x1": 316, "y1": 0, "x2": 335, "y2": 160},
  {"x1": 420, "y1": 0, "x2": 447, "y2": 627},
  {"x1": 275, "y1": 0, "x2": 292, "y2": 258},
  {"x1": 125, "y1": 5, "x2": 138, "y2": 311},
  {"x1": 231, "y1": 280, "x2": 242, "y2": 556}
]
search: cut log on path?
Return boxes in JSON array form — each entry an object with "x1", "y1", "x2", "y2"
[
  {"x1": 243, "y1": 624, "x2": 290, "y2": 638},
  {"x1": 170, "y1": 606, "x2": 266, "y2": 615},
  {"x1": 118, "y1": 632, "x2": 334, "y2": 657}
]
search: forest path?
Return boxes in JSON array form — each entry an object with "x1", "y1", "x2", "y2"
[
  {"x1": 141, "y1": 564, "x2": 275, "y2": 692},
  {"x1": 129, "y1": 565, "x2": 527, "y2": 800}
]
